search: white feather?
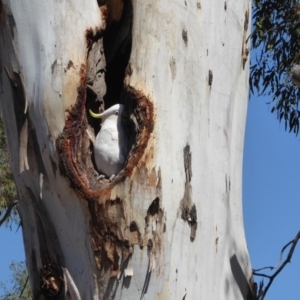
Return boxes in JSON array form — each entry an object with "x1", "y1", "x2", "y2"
[{"x1": 93, "y1": 104, "x2": 128, "y2": 178}]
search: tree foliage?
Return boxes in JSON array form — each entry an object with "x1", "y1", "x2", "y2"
[
  {"x1": 0, "y1": 261, "x2": 31, "y2": 300},
  {"x1": 250, "y1": 0, "x2": 300, "y2": 135},
  {"x1": 0, "y1": 112, "x2": 17, "y2": 226},
  {"x1": 0, "y1": 113, "x2": 28, "y2": 299}
]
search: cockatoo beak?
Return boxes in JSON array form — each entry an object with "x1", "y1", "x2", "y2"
[{"x1": 89, "y1": 109, "x2": 103, "y2": 119}]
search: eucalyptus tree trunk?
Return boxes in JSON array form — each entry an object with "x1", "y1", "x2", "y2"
[{"x1": 0, "y1": 0, "x2": 254, "y2": 299}]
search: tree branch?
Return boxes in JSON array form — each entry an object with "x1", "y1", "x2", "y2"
[
  {"x1": 253, "y1": 230, "x2": 300, "y2": 300},
  {"x1": 18, "y1": 275, "x2": 29, "y2": 299},
  {"x1": 0, "y1": 200, "x2": 18, "y2": 227}
]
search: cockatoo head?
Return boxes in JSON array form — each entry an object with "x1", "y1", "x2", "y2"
[{"x1": 89, "y1": 104, "x2": 125, "y2": 122}]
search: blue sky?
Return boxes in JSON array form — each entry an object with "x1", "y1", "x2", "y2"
[
  {"x1": 0, "y1": 223, "x2": 25, "y2": 292},
  {"x1": 244, "y1": 94, "x2": 300, "y2": 300},
  {"x1": 1, "y1": 92, "x2": 300, "y2": 299}
]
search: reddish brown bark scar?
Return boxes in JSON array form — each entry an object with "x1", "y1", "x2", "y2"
[
  {"x1": 56, "y1": 3, "x2": 158, "y2": 281},
  {"x1": 56, "y1": 61, "x2": 156, "y2": 276},
  {"x1": 57, "y1": 76, "x2": 154, "y2": 202}
]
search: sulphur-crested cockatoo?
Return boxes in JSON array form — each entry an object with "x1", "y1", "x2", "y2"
[{"x1": 89, "y1": 104, "x2": 128, "y2": 181}]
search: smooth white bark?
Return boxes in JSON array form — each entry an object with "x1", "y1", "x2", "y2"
[
  {"x1": 0, "y1": 0, "x2": 253, "y2": 299},
  {"x1": 126, "y1": 1, "x2": 252, "y2": 299}
]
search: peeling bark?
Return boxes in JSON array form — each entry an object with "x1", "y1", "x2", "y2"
[
  {"x1": 242, "y1": 9, "x2": 250, "y2": 69},
  {"x1": 19, "y1": 118, "x2": 29, "y2": 173},
  {"x1": 180, "y1": 145, "x2": 197, "y2": 242}
]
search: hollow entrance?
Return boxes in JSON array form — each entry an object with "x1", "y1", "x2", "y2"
[{"x1": 85, "y1": 0, "x2": 133, "y2": 182}]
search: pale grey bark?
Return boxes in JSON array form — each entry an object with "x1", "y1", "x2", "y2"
[{"x1": 0, "y1": 0, "x2": 254, "y2": 299}]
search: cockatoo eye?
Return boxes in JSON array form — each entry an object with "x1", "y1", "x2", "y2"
[{"x1": 115, "y1": 111, "x2": 119, "y2": 115}]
